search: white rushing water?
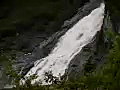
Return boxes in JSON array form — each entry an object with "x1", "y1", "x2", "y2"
[{"x1": 24, "y1": 3, "x2": 105, "y2": 84}]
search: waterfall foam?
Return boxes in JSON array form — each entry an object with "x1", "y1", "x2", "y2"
[{"x1": 23, "y1": 3, "x2": 105, "y2": 85}]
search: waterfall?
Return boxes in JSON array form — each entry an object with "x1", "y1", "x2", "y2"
[{"x1": 23, "y1": 3, "x2": 105, "y2": 84}]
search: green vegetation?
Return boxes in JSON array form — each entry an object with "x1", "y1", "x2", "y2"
[
  {"x1": 4, "y1": 33, "x2": 120, "y2": 90},
  {"x1": 1, "y1": 0, "x2": 120, "y2": 90},
  {"x1": 50, "y1": 34, "x2": 120, "y2": 90}
]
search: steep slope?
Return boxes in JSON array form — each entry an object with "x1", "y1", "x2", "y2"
[
  {"x1": 1, "y1": 0, "x2": 120, "y2": 89},
  {"x1": 21, "y1": 2, "x2": 105, "y2": 85},
  {"x1": 15, "y1": 0, "x2": 104, "y2": 77},
  {"x1": 0, "y1": 0, "x2": 89, "y2": 52}
]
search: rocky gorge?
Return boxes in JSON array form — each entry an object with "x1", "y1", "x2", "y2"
[{"x1": 0, "y1": 0, "x2": 120, "y2": 89}]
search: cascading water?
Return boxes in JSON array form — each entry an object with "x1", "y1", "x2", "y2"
[{"x1": 23, "y1": 3, "x2": 105, "y2": 84}]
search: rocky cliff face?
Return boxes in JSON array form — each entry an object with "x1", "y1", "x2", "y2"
[
  {"x1": 0, "y1": 0, "x2": 93, "y2": 88},
  {"x1": 1, "y1": 0, "x2": 119, "y2": 88},
  {"x1": 0, "y1": 0, "x2": 90, "y2": 52},
  {"x1": 105, "y1": 0, "x2": 120, "y2": 33},
  {"x1": 14, "y1": 0, "x2": 105, "y2": 78},
  {"x1": 67, "y1": 3, "x2": 117, "y2": 79}
]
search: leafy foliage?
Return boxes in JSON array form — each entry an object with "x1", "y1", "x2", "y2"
[
  {"x1": 79, "y1": 35, "x2": 120, "y2": 90},
  {"x1": 2, "y1": 0, "x2": 120, "y2": 90}
]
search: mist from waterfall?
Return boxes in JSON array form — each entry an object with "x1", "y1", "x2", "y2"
[{"x1": 24, "y1": 3, "x2": 105, "y2": 84}]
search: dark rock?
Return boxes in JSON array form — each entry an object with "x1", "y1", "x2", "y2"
[
  {"x1": 66, "y1": 30, "x2": 105, "y2": 78},
  {"x1": 14, "y1": 0, "x2": 104, "y2": 77},
  {"x1": 66, "y1": 9, "x2": 113, "y2": 79}
]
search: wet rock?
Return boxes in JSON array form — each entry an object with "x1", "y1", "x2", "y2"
[
  {"x1": 67, "y1": 30, "x2": 105, "y2": 78},
  {"x1": 14, "y1": 0, "x2": 104, "y2": 77},
  {"x1": 67, "y1": 9, "x2": 113, "y2": 79}
]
